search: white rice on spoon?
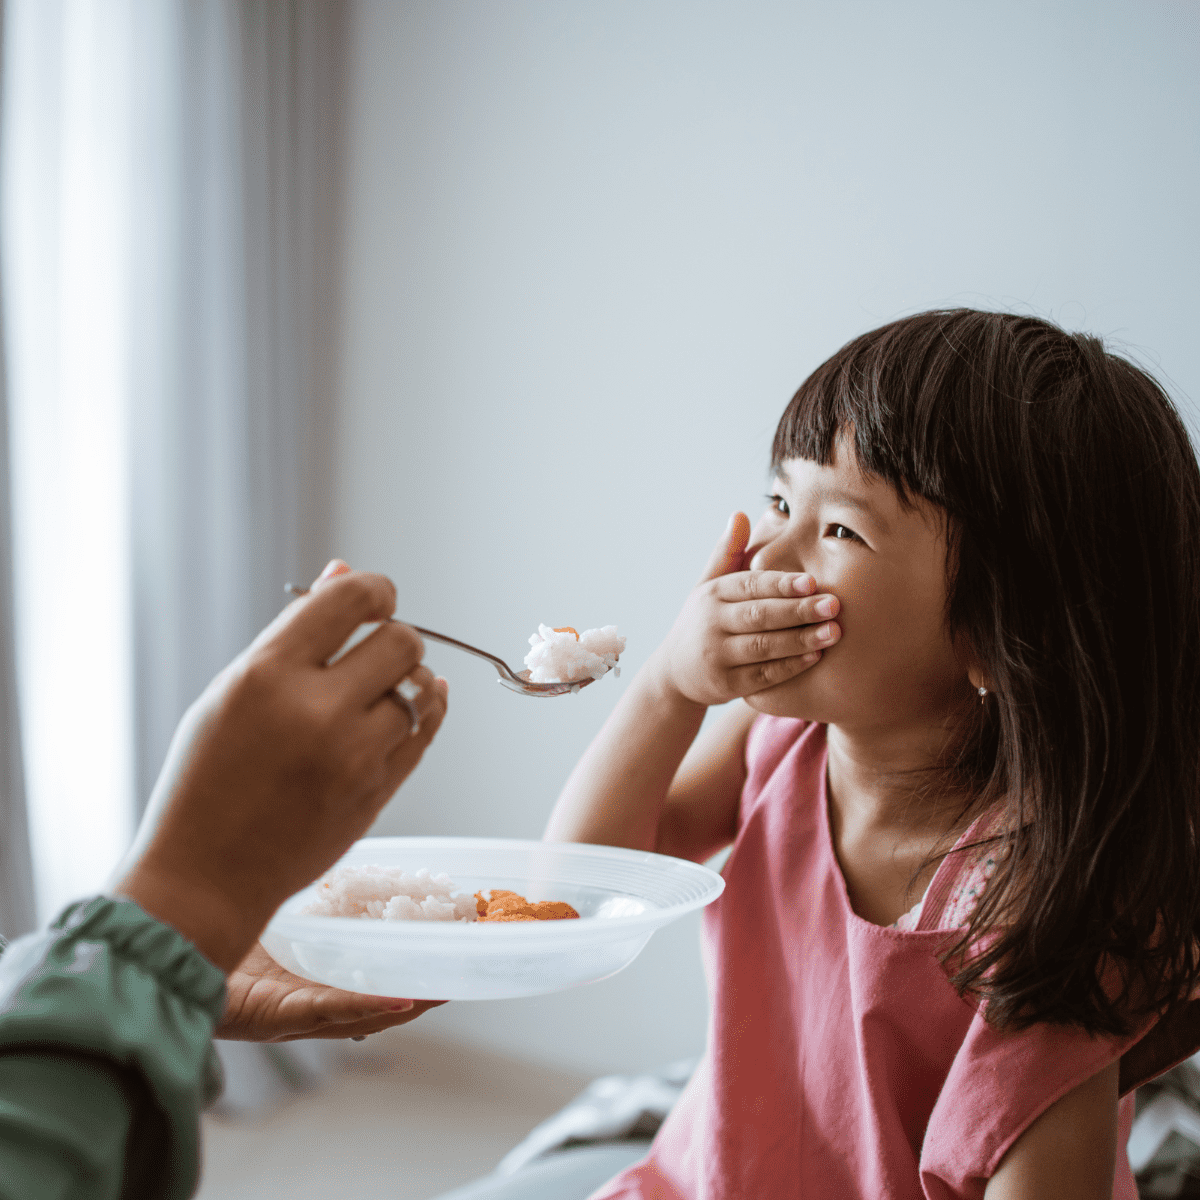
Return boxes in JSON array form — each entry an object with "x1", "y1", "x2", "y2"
[{"x1": 524, "y1": 624, "x2": 625, "y2": 684}]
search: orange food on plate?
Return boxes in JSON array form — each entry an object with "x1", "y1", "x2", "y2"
[{"x1": 474, "y1": 889, "x2": 580, "y2": 923}]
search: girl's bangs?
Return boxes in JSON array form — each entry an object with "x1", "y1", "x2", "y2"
[{"x1": 770, "y1": 325, "x2": 945, "y2": 510}]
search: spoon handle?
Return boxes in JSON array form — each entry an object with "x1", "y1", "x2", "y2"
[
  {"x1": 408, "y1": 626, "x2": 518, "y2": 680},
  {"x1": 286, "y1": 585, "x2": 522, "y2": 681},
  {"x1": 283, "y1": 583, "x2": 565, "y2": 694}
]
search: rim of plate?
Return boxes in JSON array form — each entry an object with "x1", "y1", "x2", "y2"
[{"x1": 269, "y1": 836, "x2": 725, "y2": 937}]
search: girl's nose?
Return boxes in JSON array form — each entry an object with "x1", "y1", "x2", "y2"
[{"x1": 746, "y1": 521, "x2": 798, "y2": 573}]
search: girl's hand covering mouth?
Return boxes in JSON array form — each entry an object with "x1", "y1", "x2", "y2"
[{"x1": 650, "y1": 511, "x2": 840, "y2": 708}]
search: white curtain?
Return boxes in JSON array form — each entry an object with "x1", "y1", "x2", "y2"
[
  {"x1": 0, "y1": 0, "x2": 343, "y2": 924},
  {"x1": 128, "y1": 0, "x2": 345, "y2": 813},
  {"x1": 0, "y1": 0, "x2": 35, "y2": 939},
  {"x1": 0, "y1": 344, "x2": 33, "y2": 941},
  {"x1": 2, "y1": 0, "x2": 139, "y2": 924}
]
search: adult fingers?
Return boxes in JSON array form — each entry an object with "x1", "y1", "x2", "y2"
[
  {"x1": 717, "y1": 593, "x2": 840, "y2": 634},
  {"x1": 353, "y1": 667, "x2": 448, "y2": 767},
  {"x1": 332, "y1": 619, "x2": 426, "y2": 706},
  {"x1": 698, "y1": 512, "x2": 752, "y2": 583},
  {"x1": 276, "y1": 1001, "x2": 447, "y2": 1042},
  {"x1": 386, "y1": 665, "x2": 442, "y2": 736},
  {"x1": 312, "y1": 559, "x2": 352, "y2": 588},
  {"x1": 272, "y1": 571, "x2": 399, "y2": 666},
  {"x1": 288, "y1": 983, "x2": 415, "y2": 1028},
  {"x1": 248, "y1": 559, "x2": 356, "y2": 654},
  {"x1": 726, "y1": 651, "x2": 824, "y2": 696},
  {"x1": 340, "y1": 677, "x2": 447, "y2": 832},
  {"x1": 353, "y1": 666, "x2": 442, "y2": 762},
  {"x1": 381, "y1": 675, "x2": 449, "y2": 782}
]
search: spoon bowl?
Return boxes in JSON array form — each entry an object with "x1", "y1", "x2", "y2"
[
  {"x1": 411, "y1": 626, "x2": 599, "y2": 697},
  {"x1": 284, "y1": 585, "x2": 606, "y2": 697}
]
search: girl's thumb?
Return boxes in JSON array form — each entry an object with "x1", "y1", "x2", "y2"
[{"x1": 699, "y1": 512, "x2": 751, "y2": 582}]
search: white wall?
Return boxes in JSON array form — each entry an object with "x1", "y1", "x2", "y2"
[{"x1": 335, "y1": 0, "x2": 1200, "y2": 1077}]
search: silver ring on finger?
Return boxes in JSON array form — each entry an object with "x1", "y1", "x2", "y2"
[{"x1": 393, "y1": 676, "x2": 423, "y2": 734}]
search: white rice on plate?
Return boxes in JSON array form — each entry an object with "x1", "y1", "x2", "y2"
[
  {"x1": 524, "y1": 624, "x2": 625, "y2": 683},
  {"x1": 302, "y1": 866, "x2": 478, "y2": 922}
]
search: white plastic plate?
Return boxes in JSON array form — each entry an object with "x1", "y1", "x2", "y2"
[{"x1": 261, "y1": 836, "x2": 725, "y2": 1001}]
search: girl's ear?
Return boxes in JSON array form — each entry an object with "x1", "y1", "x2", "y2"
[
  {"x1": 956, "y1": 636, "x2": 994, "y2": 695},
  {"x1": 945, "y1": 628, "x2": 993, "y2": 696},
  {"x1": 966, "y1": 665, "x2": 995, "y2": 695}
]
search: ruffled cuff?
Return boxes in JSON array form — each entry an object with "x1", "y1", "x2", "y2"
[{"x1": 0, "y1": 896, "x2": 226, "y2": 1197}]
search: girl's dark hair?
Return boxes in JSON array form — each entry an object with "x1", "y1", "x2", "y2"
[{"x1": 774, "y1": 309, "x2": 1200, "y2": 1035}]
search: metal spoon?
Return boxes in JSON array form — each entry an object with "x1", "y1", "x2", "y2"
[{"x1": 284, "y1": 584, "x2": 601, "y2": 698}]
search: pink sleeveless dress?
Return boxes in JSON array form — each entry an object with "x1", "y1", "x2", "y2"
[{"x1": 588, "y1": 717, "x2": 1194, "y2": 1200}]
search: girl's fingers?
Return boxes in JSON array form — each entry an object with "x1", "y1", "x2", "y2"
[
  {"x1": 712, "y1": 570, "x2": 817, "y2": 603},
  {"x1": 275, "y1": 571, "x2": 400, "y2": 665},
  {"x1": 698, "y1": 512, "x2": 752, "y2": 583},
  {"x1": 724, "y1": 622, "x2": 840, "y2": 665},
  {"x1": 728, "y1": 651, "x2": 823, "y2": 696},
  {"x1": 718, "y1": 593, "x2": 839, "y2": 633},
  {"x1": 333, "y1": 618, "x2": 426, "y2": 705}
]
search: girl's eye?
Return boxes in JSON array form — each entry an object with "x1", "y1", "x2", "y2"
[
  {"x1": 767, "y1": 493, "x2": 790, "y2": 517},
  {"x1": 828, "y1": 523, "x2": 861, "y2": 543}
]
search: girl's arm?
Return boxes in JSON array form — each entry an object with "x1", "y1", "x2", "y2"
[
  {"x1": 984, "y1": 1060, "x2": 1119, "y2": 1200},
  {"x1": 545, "y1": 513, "x2": 837, "y2": 860},
  {"x1": 544, "y1": 663, "x2": 758, "y2": 861}
]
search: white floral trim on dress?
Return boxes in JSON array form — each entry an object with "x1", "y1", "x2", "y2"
[{"x1": 892, "y1": 851, "x2": 999, "y2": 932}]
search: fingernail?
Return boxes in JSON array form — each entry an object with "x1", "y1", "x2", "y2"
[
  {"x1": 815, "y1": 596, "x2": 838, "y2": 618},
  {"x1": 724, "y1": 513, "x2": 735, "y2": 535},
  {"x1": 389, "y1": 999, "x2": 415, "y2": 1012},
  {"x1": 801, "y1": 651, "x2": 821, "y2": 665},
  {"x1": 817, "y1": 622, "x2": 838, "y2": 643},
  {"x1": 435, "y1": 676, "x2": 449, "y2": 695},
  {"x1": 793, "y1": 575, "x2": 815, "y2": 594},
  {"x1": 318, "y1": 558, "x2": 348, "y2": 581}
]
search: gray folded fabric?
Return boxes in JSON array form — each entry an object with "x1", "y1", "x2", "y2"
[
  {"x1": 494, "y1": 1058, "x2": 696, "y2": 1176},
  {"x1": 1132, "y1": 1052, "x2": 1200, "y2": 1198}
]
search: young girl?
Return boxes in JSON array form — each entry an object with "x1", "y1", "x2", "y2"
[{"x1": 546, "y1": 310, "x2": 1200, "y2": 1199}]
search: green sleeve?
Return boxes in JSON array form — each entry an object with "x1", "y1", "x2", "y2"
[{"x1": 0, "y1": 897, "x2": 227, "y2": 1200}]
